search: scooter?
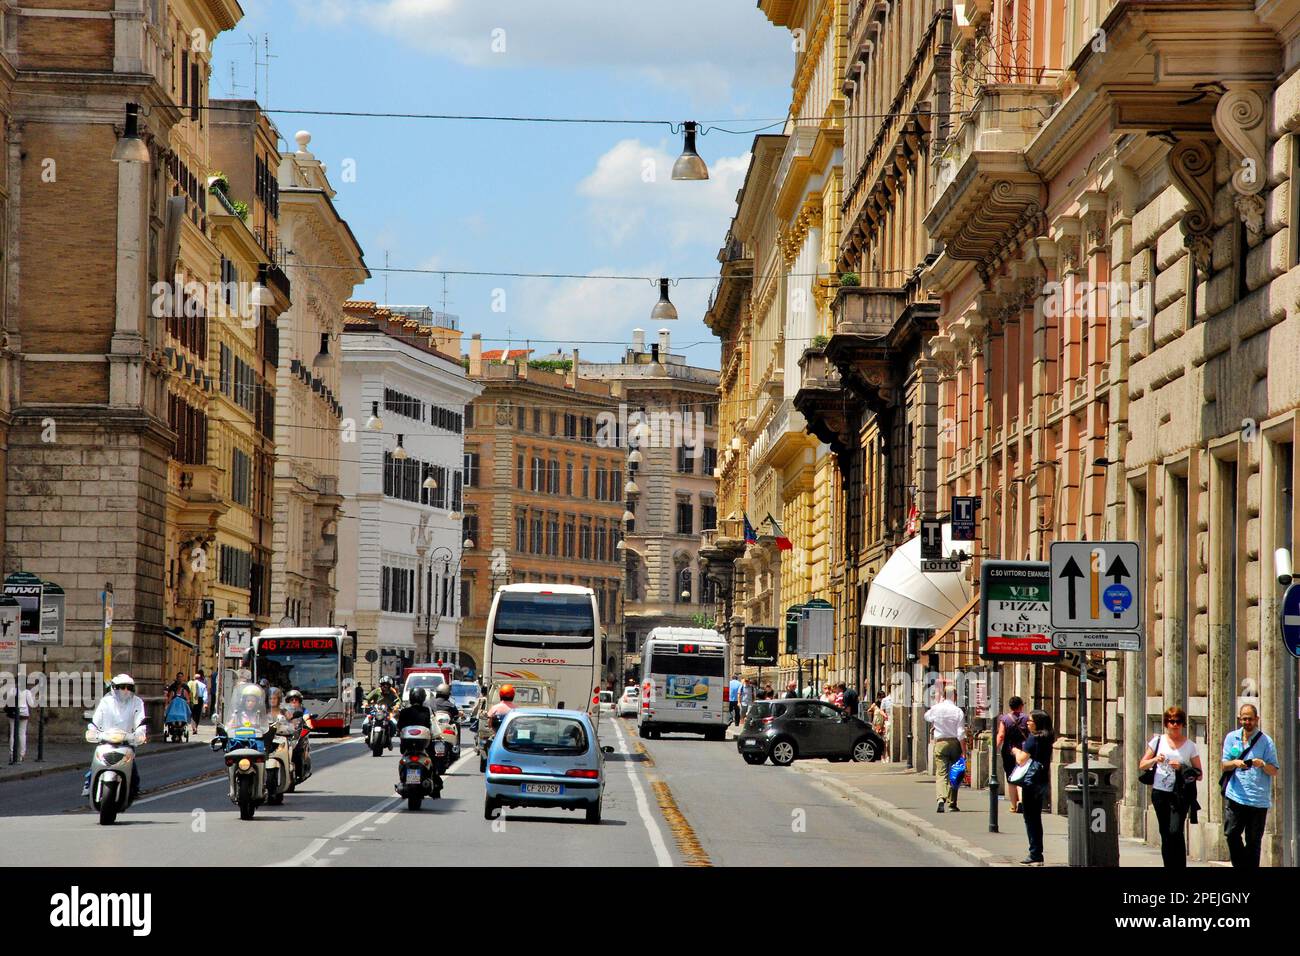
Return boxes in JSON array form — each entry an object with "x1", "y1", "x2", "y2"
[
  {"x1": 290, "y1": 720, "x2": 313, "y2": 788},
  {"x1": 432, "y1": 711, "x2": 459, "y2": 776},
  {"x1": 263, "y1": 719, "x2": 296, "y2": 806},
  {"x1": 363, "y1": 704, "x2": 395, "y2": 757},
  {"x1": 85, "y1": 727, "x2": 143, "y2": 826},
  {"x1": 394, "y1": 725, "x2": 442, "y2": 811},
  {"x1": 212, "y1": 724, "x2": 277, "y2": 820}
]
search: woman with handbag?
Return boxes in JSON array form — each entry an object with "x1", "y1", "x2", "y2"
[
  {"x1": 1137, "y1": 706, "x2": 1202, "y2": 868},
  {"x1": 1009, "y1": 709, "x2": 1055, "y2": 865}
]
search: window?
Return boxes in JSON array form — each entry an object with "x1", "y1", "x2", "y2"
[
  {"x1": 464, "y1": 451, "x2": 480, "y2": 488},
  {"x1": 460, "y1": 577, "x2": 472, "y2": 619},
  {"x1": 452, "y1": 471, "x2": 463, "y2": 511},
  {"x1": 384, "y1": 387, "x2": 424, "y2": 422},
  {"x1": 703, "y1": 445, "x2": 718, "y2": 474},
  {"x1": 231, "y1": 448, "x2": 251, "y2": 506},
  {"x1": 563, "y1": 520, "x2": 576, "y2": 558},
  {"x1": 595, "y1": 522, "x2": 607, "y2": 562},
  {"x1": 580, "y1": 521, "x2": 592, "y2": 560},
  {"x1": 564, "y1": 414, "x2": 577, "y2": 438},
  {"x1": 565, "y1": 462, "x2": 573, "y2": 496},
  {"x1": 516, "y1": 453, "x2": 525, "y2": 489},
  {"x1": 381, "y1": 565, "x2": 416, "y2": 613},
  {"x1": 676, "y1": 498, "x2": 694, "y2": 535},
  {"x1": 533, "y1": 408, "x2": 542, "y2": 433},
  {"x1": 677, "y1": 567, "x2": 691, "y2": 603},
  {"x1": 503, "y1": 715, "x2": 588, "y2": 755},
  {"x1": 678, "y1": 446, "x2": 694, "y2": 474},
  {"x1": 595, "y1": 466, "x2": 607, "y2": 501},
  {"x1": 550, "y1": 412, "x2": 558, "y2": 435},
  {"x1": 383, "y1": 452, "x2": 423, "y2": 503},
  {"x1": 581, "y1": 462, "x2": 590, "y2": 498},
  {"x1": 515, "y1": 511, "x2": 527, "y2": 551},
  {"x1": 531, "y1": 512, "x2": 544, "y2": 554},
  {"x1": 547, "y1": 516, "x2": 559, "y2": 556},
  {"x1": 465, "y1": 404, "x2": 475, "y2": 428},
  {"x1": 701, "y1": 499, "x2": 717, "y2": 532},
  {"x1": 219, "y1": 545, "x2": 253, "y2": 589},
  {"x1": 531, "y1": 456, "x2": 544, "y2": 492}
]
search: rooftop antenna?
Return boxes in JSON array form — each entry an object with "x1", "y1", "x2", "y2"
[
  {"x1": 440, "y1": 272, "x2": 449, "y2": 315},
  {"x1": 248, "y1": 33, "x2": 277, "y2": 105},
  {"x1": 383, "y1": 251, "x2": 390, "y2": 306}
]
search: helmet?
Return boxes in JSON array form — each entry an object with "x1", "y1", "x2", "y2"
[
  {"x1": 435, "y1": 683, "x2": 451, "y2": 700},
  {"x1": 499, "y1": 683, "x2": 515, "y2": 702},
  {"x1": 380, "y1": 675, "x2": 394, "y2": 687},
  {"x1": 110, "y1": 674, "x2": 136, "y2": 690},
  {"x1": 267, "y1": 686, "x2": 283, "y2": 706},
  {"x1": 285, "y1": 689, "x2": 303, "y2": 703},
  {"x1": 410, "y1": 688, "x2": 427, "y2": 706}
]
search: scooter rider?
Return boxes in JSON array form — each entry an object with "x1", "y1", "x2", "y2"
[
  {"x1": 487, "y1": 683, "x2": 517, "y2": 730},
  {"x1": 396, "y1": 687, "x2": 433, "y2": 744},
  {"x1": 85, "y1": 674, "x2": 147, "y2": 799},
  {"x1": 284, "y1": 689, "x2": 313, "y2": 779},
  {"x1": 365, "y1": 676, "x2": 400, "y2": 709},
  {"x1": 431, "y1": 683, "x2": 460, "y2": 724},
  {"x1": 227, "y1": 685, "x2": 267, "y2": 729}
]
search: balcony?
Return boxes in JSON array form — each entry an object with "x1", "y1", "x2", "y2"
[
  {"x1": 792, "y1": 347, "x2": 855, "y2": 457},
  {"x1": 824, "y1": 285, "x2": 939, "y2": 415},
  {"x1": 925, "y1": 83, "x2": 1057, "y2": 274}
]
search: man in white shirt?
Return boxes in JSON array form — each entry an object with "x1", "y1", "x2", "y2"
[
  {"x1": 5, "y1": 676, "x2": 38, "y2": 762},
  {"x1": 925, "y1": 686, "x2": 966, "y2": 812}
]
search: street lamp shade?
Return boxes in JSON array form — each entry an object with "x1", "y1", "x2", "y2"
[
  {"x1": 365, "y1": 400, "x2": 384, "y2": 431},
  {"x1": 423, "y1": 472, "x2": 438, "y2": 491},
  {"x1": 249, "y1": 279, "x2": 274, "y2": 309},
  {"x1": 622, "y1": 509, "x2": 635, "y2": 524},
  {"x1": 680, "y1": 590, "x2": 690, "y2": 600},
  {"x1": 463, "y1": 538, "x2": 475, "y2": 550},
  {"x1": 312, "y1": 332, "x2": 333, "y2": 369},
  {"x1": 627, "y1": 448, "x2": 642, "y2": 465},
  {"x1": 624, "y1": 478, "x2": 638, "y2": 496},
  {"x1": 111, "y1": 103, "x2": 151, "y2": 164},
  {"x1": 448, "y1": 511, "x2": 462, "y2": 522},
  {"x1": 671, "y1": 121, "x2": 708, "y2": 180},
  {"x1": 650, "y1": 278, "x2": 678, "y2": 322},
  {"x1": 393, "y1": 434, "x2": 409, "y2": 461},
  {"x1": 616, "y1": 540, "x2": 626, "y2": 550}
]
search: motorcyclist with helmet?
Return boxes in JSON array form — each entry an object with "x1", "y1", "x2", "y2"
[
  {"x1": 284, "y1": 689, "x2": 313, "y2": 780},
  {"x1": 486, "y1": 683, "x2": 517, "y2": 732},
  {"x1": 431, "y1": 683, "x2": 461, "y2": 724},
  {"x1": 365, "y1": 675, "x2": 400, "y2": 708},
  {"x1": 227, "y1": 684, "x2": 267, "y2": 729},
  {"x1": 396, "y1": 687, "x2": 433, "y2": 739},
  {"x1": 84, "y1": 674, "x2": 147, "y2": 799}
]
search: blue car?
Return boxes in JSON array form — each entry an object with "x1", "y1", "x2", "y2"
[{"x1": 483, "y1": 709, "x2": 612, "y2": 824}]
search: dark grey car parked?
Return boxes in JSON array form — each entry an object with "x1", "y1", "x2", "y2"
[{"x1": 735, "y1": 699, "x2": 884, "y2": 766}]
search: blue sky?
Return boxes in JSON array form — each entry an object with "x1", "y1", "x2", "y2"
[{"x1": 211, "y1": 0, "x2": 795, "y2": 365}]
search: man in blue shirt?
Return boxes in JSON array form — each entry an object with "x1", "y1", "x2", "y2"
[
  {"x1": 1220, "y1": 703, "x2": 1279, "y2": 867},
  {"x1": 728, "y1": 674, "x2": 742, "y2": 726}
]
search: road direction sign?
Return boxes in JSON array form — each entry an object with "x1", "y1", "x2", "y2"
[
  {"x1": 920, "y1": 519, "x2": 943, "y2": 560},
  {"x1": 1051, "y1": 630, "x2": 1143, "y2": 652},
  {"x1": 1050, "y1": 541, "x2": 1142, "y2": 632},
  {"x1": 979, "y1": 560, "x2": 1061, "y2": 662},
  {"x1": 951, "y1": 496, "x2": 978, "y2": 541},
  {"x1": 1281, "y1": 583, "x2": 1300, "y2": 659}
]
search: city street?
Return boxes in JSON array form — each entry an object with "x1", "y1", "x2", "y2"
[{"x1": 0, "y1": 718, "x2": 955, "y2": 867}]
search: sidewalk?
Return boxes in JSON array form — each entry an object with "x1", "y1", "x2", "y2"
[
  {"x1": 796, "y1": 759, "x2": 1199, "y2": 867},
  {"x1": 0, "y1": 722, "x2": 213, "y2": 784}
]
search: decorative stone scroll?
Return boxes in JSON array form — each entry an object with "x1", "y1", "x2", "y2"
[
  {"x1": 1213, "y1": 85, "x2": 1270, "y2": 237},
  {"x1": 1167, "y1": 137, "x2": 1216, "y2": 277}
]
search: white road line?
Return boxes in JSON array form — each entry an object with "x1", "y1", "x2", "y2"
[
  {"x1": 273, "y1": 838, "x2": 328, "y2": 868},
  {"x1": 134, "y1": 736, "x2": 361, "y2": 805},
  {"x1": 608, "y1": 718, "x2": 672, "y2": 867},
  {"x1": 329, "y1": 847, "x2": 349, "y2": 856}
]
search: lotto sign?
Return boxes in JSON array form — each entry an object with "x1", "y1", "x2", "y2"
[{"x1": 979, "y1": 560, "x2": 1061, "y2": 662}]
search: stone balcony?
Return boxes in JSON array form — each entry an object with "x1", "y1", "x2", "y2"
[
  {"x1": 792, "y1": 347, "x2": 855, "y2": 457},
  {"x1": 824, "y1": 285, "x2": 939, "y2": 415}
]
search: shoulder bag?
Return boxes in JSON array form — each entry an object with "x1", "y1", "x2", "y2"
[
  {"x1": 1218, "y1": 732, "x2": 1260, "y2": 797},
  {"x1": 1008, "y1": 740, "x2": 1043, "y2": 788},
  {"x1": 1138, "y1": 735, "x2": 1161, "y2": 786}
]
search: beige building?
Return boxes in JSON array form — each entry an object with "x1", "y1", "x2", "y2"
[
  {"x1": 579, "y1": 330, "x2": 720, "y2": 683},
  {"x1": 270, "y1": 131, "x2": 368, "y2": 629}
]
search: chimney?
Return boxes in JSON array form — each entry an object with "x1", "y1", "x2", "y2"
[
  {"x1": 632, "y1": 328, "x2": 645, "y2": 352},
  {"x1": 568, "y1": 349, "x2": 580, "y2": 388},
  {"x1": 658, "y1": 328, "x2": 671, "y2": 360},
  {"x1": 469, "y1": 333, "x2": 482, "y2": 377}
]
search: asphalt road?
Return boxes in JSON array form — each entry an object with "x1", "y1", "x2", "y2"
[{"x1": 0, "y1": 717, "x2": 957, "y2": 866}]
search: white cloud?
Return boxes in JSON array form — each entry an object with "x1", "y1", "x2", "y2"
[
  {"x1": 578, "y1": 139, "x2": 750, "y2": 249},
  {"x1": 297, "y1": 0, "x2": 791, "y2": 105}
]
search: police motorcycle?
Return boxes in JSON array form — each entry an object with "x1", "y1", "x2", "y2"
[
  {"x1": 261, "y1": 687, "x2": 295, "y2": 806},
  {"x1": 394, "y1": 691, "x2": 445, "y2": 811},
  {"x1": 85, "y1": 674, "x2": 147, "y2": 826},
  {"x1": 211, "y1": 682, "x2": 278, "y2": 820}
]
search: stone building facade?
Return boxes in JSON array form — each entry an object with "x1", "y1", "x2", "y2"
[
  {"x1": 460, "y1": 338, "x2": 625, "y2": 681},
  {"x1": 578, "y1": 330, "x2": 720, "y2": 683}
]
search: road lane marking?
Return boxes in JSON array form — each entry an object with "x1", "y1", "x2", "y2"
[
  {"x1": 608, "y1": 717, "x2": 671, "y2": 867},
  {"x1": 651, "y1": 780, "x2": 711, "y2": 867},
  {"x1": 273, "y1": 838, "x2": 328, "y2": 868},
  {"x1": 329, "y1": 847, "x2": 349, "y2": 856}
]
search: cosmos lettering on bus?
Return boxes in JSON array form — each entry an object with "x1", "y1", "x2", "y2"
[{"x1": 260, "y1": 638, "x2": 337, "y2": 652}]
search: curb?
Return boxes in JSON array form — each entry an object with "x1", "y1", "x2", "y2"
[
  {"x1": 0, "y1": 738, "x2": 205, "y2": 785},
  {"x1": 796, "y1": 764, "x2": 1009, "y2": 867}
]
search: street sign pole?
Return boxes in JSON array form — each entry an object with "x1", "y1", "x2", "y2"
[
  {"x1": 37, "y1": 646, "x2": 47, "y2": 762},
  {"x1": 1081, "y1": 666, "x2": 1090, "y2": 869}
]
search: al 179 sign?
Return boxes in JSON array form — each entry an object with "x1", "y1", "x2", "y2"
[{"x1": 979, "y1": 560, "x2": 1061, "y2": 662}]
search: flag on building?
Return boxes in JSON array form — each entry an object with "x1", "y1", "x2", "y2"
[
  {"x1": 766, "y1": 514, "x2": 793, "y2": 551},
  {"x1": 743, "y1": 514, "x2": 757, "y2": 544},
  {"x1": 904, "y1": 502, "x2": 919, "y2": 537}
]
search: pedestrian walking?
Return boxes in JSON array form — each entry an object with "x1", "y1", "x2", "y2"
[
  {"x1": 867, "y1": 691, "x2": 888, "y2": 738},
  {"x1": 737, "y1": 677, "x2": 754, "y2": 722},
  {"x1": 996, "y1": 696, "x2": 1029, "y2": 813},
  {"x1": 1220, "y1": 702, "x2": 1278, "y2": 868},
  {"x1": 1010, "y1": 709, "x2": 1055, "y2": 865},
  {"x1": 729, "y1": 673, "x2": 742, "y2": 726},
  {"x1": 187, "y1": 673, "x2": 207, "y2": 734},
  {"x1": 354, "y1": 681, "x2": 365, "y2": 711},
  {"x1": 5, "y1": 675, "x2": 37, "y2": 762},
  {"x1": 1137, "y1": 706, "x2": 1202, "y2": 868},
  {"x1": 841, "y1": 681, "x2": 859, "y2": 718},
  {"x1": 783, "y1": 681, "x2": 798, "y2": 699},
  {"x1": 924, "y1": 686, "x2": 966, "y2": 812}
]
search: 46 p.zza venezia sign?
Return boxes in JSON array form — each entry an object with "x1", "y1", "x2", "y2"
[{"x1": 979, "y1": 560, "x2": 1061, "y2": 662}]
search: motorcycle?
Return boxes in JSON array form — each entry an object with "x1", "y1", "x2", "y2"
[
  {"x1": 289, "y1": 718, "x2": 313, "y2": 788},
  {"x1": 362, "y1": 703, "x2": 395, "y2": 757},
  {"x1": 394, "y1": 725, "x2": 442, "y2": 811},
  {"x1": 212, "y1": 723, "x2": 277, "y2": 820},
  {"x1": 432, "y1": 711, "x2": 459, "y2": 775},
  {"x1": 85, "y1": 727, "x2": 142, "y2": 826}
]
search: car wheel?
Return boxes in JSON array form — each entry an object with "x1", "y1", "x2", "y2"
[
  {"x1": 743, "y1": 753, "x2": 766, "y2": 765},
  {"x1": 770, "y1": 738, "x2": 797, "y2": 766},
  {"x1": 479, "y1": 754, "x2": 487, "y2": 773},
  {"x1": 852, "y1": 737, "x2": 880, "y2": 763},
  {"x1": 483, "y1": 796, "x2": 497, "y2": 820},
  {"x1": 585, "y1": 798, "x2": 602, "y2": 825}
]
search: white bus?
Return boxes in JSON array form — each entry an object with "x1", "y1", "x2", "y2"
[
  {"x1": 637, "y1": 628, "x2": 728, "y2": 740},
  {"x1": 483, "y1": 584, "x2": 601, "y2": 716}
]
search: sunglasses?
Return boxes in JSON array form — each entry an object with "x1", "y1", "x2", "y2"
[{"x1": 1165, "y1": 718, "x2": 1185, "y2": 726}]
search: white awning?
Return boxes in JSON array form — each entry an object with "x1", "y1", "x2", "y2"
[{"x1": 860, "y1": 523, "x2": 973, "y2": 629}]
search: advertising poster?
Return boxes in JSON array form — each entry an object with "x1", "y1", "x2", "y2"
[
  {"x1": 979, "y1": 560, "x2": 1061, "y2": 662},
  {"x1": 665, "y1": 675, "x2": 709, "y2": 701}
]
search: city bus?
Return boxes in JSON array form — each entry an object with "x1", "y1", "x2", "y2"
[
  {"x1": 483, "y1": 584, "x2": 601, "y2": 715},
  {"x1": 251, "y1": 627, "x2": 355, "y2": 735},
  {"x1": 638, "y1": 628, "x2": 728, "y2": 740}
]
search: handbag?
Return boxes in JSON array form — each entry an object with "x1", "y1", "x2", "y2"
[
  {"x1": 2, "y1": 706, "x2": 14, "y2": 719},
  {"x1": 1009, "y1": 754, "x2": 1043, "y2": 788},
  {"x1": 1138, "y1": 735, "x2": 1160, "y2": 786},
  {"x1": 1218, "y1": 731, "x2": 1260, "y2": 796}
]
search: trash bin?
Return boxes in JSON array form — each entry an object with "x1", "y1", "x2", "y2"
[{"x1": 1064, "y1": 761, "x2": 1120, "y2": 867}]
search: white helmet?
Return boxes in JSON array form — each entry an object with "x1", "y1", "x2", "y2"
[
  {"x1": 110, "y1": 674, "x2": 136, "y2": 690},
  {"x1": 110, "y1": 674, "x2": 136, "y2": 704}
]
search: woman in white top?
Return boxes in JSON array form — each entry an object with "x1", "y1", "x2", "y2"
[{"x1": 1137, "y1": 706, "x2": 1202, "y2": 867}]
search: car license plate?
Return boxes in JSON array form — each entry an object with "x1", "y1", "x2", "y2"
[
  {"x1": 743, "y1": 739, "x2": 760, "y2": 748},
  {"x1": 677, "y1": 701, "x2": 698, "y2": 708},
  {"x1": 404, "y1": 770, "x2": 421, "y2": 785},
  {"x1": 522, "y1": 782, "x2": 562, "y2": 795}
]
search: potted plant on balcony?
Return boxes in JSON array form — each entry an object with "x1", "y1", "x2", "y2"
[
  {"x1": 811, "y1": 334, "x2": 830, "y2": 350},
  {"x1": 207, "y1": 172, "x2": 230, "y2": 196},
  {"x1": 839, "y1": 271, "x2": 860, "y2": 287}
]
